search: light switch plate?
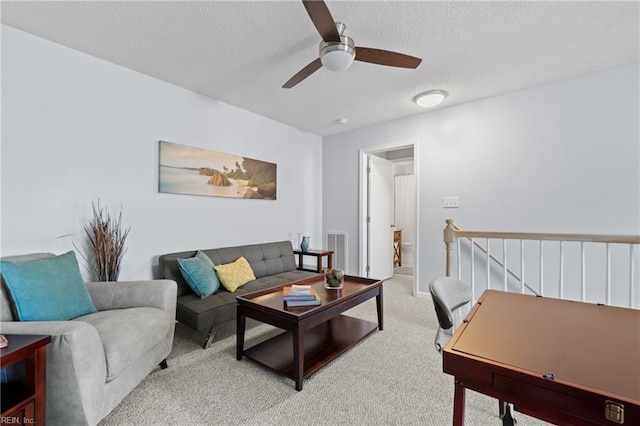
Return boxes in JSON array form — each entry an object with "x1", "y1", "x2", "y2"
[{"x1": 443, "y1": 197, "x2": 460, "y2": 208}]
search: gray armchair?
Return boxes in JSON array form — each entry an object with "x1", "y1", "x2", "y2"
[{"x1": 1, "y1": 253, "x2": 177, "y2": 426}]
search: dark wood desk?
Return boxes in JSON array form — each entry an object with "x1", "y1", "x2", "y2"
[
  {"x1": 1, "y1": 334, "x2": 52, "y2": 426},
  {"x1": 443, "y1": 290, "x2": 639, "y2": 425},
  {"x1": 293, "y1": 249, "x2": 333, "y2": 273}
]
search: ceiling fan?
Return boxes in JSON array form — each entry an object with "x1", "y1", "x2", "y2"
[{"x1": 283, "y1": 0, "x2": 422, "y2": 89}]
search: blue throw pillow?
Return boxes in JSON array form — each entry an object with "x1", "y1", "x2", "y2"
[
  {"x1": 177, "y1": 251, "x2": 220, "y2": 298},
  {"x1": 0, "y1": 251, "x2": 97, "y2": 321}
]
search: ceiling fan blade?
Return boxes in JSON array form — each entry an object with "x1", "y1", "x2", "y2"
[
  {"x1": 355, "y1": 47, "x2": 422, "y2": 69},
  {"x1": 283, "y1": 58, "x2": 323, "y2": 89},
  {"x1": 302, "y1": 0, "x2": 340, "y2": 42}
]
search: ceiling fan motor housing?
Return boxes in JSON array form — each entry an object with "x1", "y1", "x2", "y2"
[{"x1": 319, "y1": 22, "x2": 355, "y2": 71}]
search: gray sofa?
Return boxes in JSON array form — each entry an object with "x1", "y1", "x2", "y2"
[
  {"x1": 0, "y1": 253, "x2": 177, "y2": 426},
  {"x1": 159, "y1": 240, "x2": 318, "y2": 348}
]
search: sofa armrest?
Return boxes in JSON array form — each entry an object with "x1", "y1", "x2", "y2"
[
  {"x1": 0, "y1": 320, "x2": 107, "y2": 425},
  {"x1": 86, "y1": 280, "x2": 177, "y2": 321}
]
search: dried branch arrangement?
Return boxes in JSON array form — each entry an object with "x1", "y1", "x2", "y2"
[{"x1": 83, "y1": 201, "x2": 130, "y2": 281}]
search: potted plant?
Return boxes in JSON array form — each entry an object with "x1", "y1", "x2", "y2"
[{"x1": 81, "y1": 200, "x2": 130, "y2": 281}]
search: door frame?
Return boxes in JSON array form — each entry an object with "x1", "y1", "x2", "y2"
[{"x1": 359, "y1": 138, "x2": 420, "y2": 296}]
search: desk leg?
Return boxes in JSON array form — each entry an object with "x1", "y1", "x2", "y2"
[
  {"x1": 316, "y1": 256, "x2": 322, "y2": 273},
  {"x1": 236, "y1": 305, "x2": 245, "y2": 360},
  {"x1": 297, "y1": 253, "x2": 304, "y2": 270},
  {"x1": 376, "y1": 286, "x2": 384, "y2": 330},
  {"x1": 293, "y1": 327, "x2": 304, "y2": 391},
  {"x1": 327, "y1": 253, "x2": 333, "y2": 270},
  {"x1": 453, "y1": 380, "x2": 466, "y2": 426}
]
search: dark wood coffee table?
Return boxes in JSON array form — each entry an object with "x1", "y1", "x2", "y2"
[{"x1": 236, "y1": 274, "x2": 383, "y2": 391}]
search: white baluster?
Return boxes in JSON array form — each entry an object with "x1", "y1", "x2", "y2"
[
  {"x1": 606, "y1": 243, "x2": 611, "y2": 305},
  {"x1": 581, "y1": 242, "x2": 586, "y2": 302},
  {"x1": 487, "y1": 239, "x2": 491, "y2": 290},
  {"x1": 631, "y1": 245, "x2": 636, "y2": 309},
  {"x1": 559, "y1": 241, "x2": 564, "y2": 300},
  {"x1": 539, "y1": 241, "x2": 544, "y2": 296},
  {"x1": 521, "y1": 240, "x2": 525, "y2": 294},
  {"x1": 471, "y1": 238, "x2": 475, "y2": 301},
  {"x1": 503, "y1": 239, "x2": 508, "y2": 291},
  {"x1": 456, "y1": 236, "x2": 461, "y2": 280}
]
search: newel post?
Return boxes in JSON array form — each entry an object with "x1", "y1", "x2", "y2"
[{"x1": 444, "y1": 219, "x2": 456, "y2": 277}]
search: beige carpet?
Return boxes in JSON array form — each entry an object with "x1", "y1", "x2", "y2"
[{"x1": 99, "y1": 276, "x2": 550, "y2": 425}]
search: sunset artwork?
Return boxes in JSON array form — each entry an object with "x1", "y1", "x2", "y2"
[{"x1": 158, "y1": 141, "x2": 277, "y2": 200}]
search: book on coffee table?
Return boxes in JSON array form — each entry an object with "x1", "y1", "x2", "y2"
[
  {"x1": 283, "y1": 286, "x2": 318, "y2": 301},
  {"x1": 284, "y1": 295, "x2": 318, "y2": 302},
  {"x1": 284, "y1": 285, "x2": 312, "y2": 294},
  {"x1": 285, "y1": 296, "x2": 321, "y2": 307}
]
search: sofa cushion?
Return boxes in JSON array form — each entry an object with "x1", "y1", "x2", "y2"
[
  {"x1": 176, "y1": 269, "x2": 319, "y2": 332},
  {"x1": 177, "y1": 291, "x2": 239, "y2": 332},
  {"x1": 159, "y1": 241, "x2": 297, "y2": 297},
  {"x1": 177, "y1": 251, "x2": 220, "y2": 298},
  {"x1": 240, "y1": 270, "x2": 320, "y2": 293},
  {"x1": 0, "y1": 251, "x2": 97, "y2": 321},
  {"x1": 214, "y1": 257, "x2": 256, "y2": 292},
  {"x1": 74, "y1": 307, "x2": 171, "y2": 381}
]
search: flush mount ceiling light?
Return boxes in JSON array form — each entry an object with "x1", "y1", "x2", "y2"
[{"x1": 414, "y1": 90, "x2": 448, "y2": 108}]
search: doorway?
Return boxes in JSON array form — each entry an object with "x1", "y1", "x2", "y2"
[{"x1": 359, "y1": 140, "x2": 419, "y2": 296}]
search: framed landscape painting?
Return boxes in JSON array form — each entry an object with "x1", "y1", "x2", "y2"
[{"x1": 158, "y1": 141, "x2": 277, "y2": 200}]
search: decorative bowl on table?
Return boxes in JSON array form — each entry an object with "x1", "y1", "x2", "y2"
[{"x1": 324, "y1": 268, "x2": 344, "y2": 289}]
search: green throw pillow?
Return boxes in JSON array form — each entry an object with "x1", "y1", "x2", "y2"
[
  {"x1": 0, "y1": 251, "x2": 97, "y2": 321},
  {"x1": 177, "y1": 251, "x2": 220, "y2": 298}
]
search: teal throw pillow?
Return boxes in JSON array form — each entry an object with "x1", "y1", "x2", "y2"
[
  {"x1": 177, "y1": 251, "x2": 220, "y2": 298},
  {"x1": 0, "y1": 251, "x2": 97, "y2": 321}
]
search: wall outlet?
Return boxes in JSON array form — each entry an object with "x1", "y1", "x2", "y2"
[{"x1": 443, "y1": 196, "x2": 460, "y2": 208}]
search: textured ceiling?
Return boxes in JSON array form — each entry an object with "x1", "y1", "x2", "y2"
[{"x1": 2, "y1": 1, "x2": 638, "y2": 137}]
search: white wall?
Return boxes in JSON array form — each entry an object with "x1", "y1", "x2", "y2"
[
  {"x1": 323, "y1": 63, "x2": 640, "y2": 295},
  {"x1": 1, "y1": 25, "x2": 323, "y2": 280}
]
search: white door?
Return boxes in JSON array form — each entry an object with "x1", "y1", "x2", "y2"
[{"x1": 367, "y1": 154, "x2": 394, "y2": 280}]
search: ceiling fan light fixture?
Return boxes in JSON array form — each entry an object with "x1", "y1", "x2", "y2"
[
  {"x1": 320, "y1": 36, "x2": 355, "y2": 71},
  {"x1": 415, "y1": 90, "x2": 448, "y2": 108}
]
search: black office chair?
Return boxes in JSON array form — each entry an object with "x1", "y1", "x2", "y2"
[{"x1": 429, "y1": 276, "x2": 472, "y2": 352}]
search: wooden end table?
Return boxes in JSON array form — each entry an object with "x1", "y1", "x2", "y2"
[
  {"x1": 293, "y1": 249, "x2": 333, "y2": 273},
  {"x1": 1, "y1": 334, "x2": 52, "y2": 425}
]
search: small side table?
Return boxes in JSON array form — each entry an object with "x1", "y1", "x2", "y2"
[
  {"x1": 293, "y1": 249, "x2": 333, "y2": 273},
  {"x1": 1, "y1": 334, "x2": 51, "y2": 426}
]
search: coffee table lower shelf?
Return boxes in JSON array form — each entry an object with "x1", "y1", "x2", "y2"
[{"x1": 243, "y1": 314, "x2": 377, "y2": 382}]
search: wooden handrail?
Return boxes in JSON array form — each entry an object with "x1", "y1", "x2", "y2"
[
  {"x1": 445, "y1": 219, "x2": 640, "y2": 248},
  {"x1": 445, "y1": 220, "x2": 539, "y2": 295},
  {"x1": 444, "y1": 219, "x2": 640, "y2": 300},
  {"x1": 454, "y1": 230, "x2": 640, "y2": 245}
]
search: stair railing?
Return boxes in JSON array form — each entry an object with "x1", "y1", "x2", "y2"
[{"x1": 444, "y1": 219, "x2": 640, "y2": 308}]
